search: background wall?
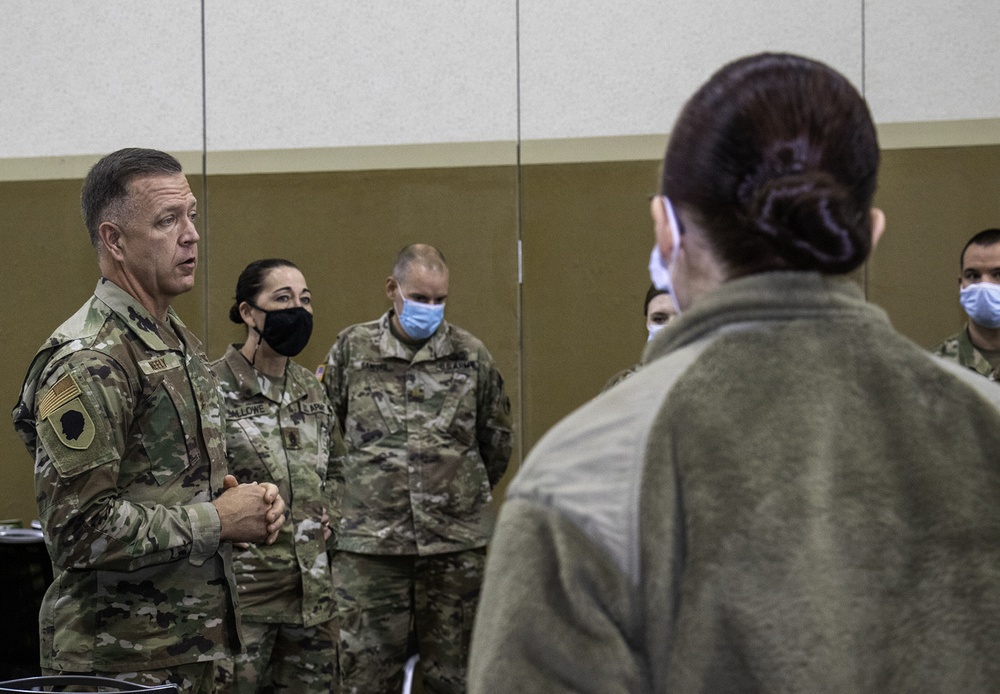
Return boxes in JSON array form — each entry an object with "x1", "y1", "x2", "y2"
[
  {"x1": 871, "y1": 146, "x2": 1000, "y2": 343},
  {"x1": 1, "y1": 1, "x2": 999, "y2": 525}
]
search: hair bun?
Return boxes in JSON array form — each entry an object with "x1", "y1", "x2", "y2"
[
  {"x1": 228, "y1": 304, "x2": 243, "y2": 324},
  {"x1": 745, "y1": 170, "x2": 868, "y2": 273}
]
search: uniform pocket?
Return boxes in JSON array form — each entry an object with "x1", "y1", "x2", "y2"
[
  {"x1": 231, "y1": 417, "x2": 279, "y2": 481},
  {"x1": 139, "y1": 368, "x2": 197, "y2": 485},
  {"x1": 440, "y1": 373, "x2": 477, "y2": 447},
  {"x1": 345, "y1": 371, "x2": 404, "y2": 448}
]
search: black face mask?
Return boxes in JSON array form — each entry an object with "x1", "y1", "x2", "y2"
[{"x1": 249, "y1": 304, "x2": 313, "y2": 357}]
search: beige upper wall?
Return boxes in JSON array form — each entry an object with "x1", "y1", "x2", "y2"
[
  {"x1": 519, "y1": 0, "x2": 865, "y2": 140},
  {"x1": 0, "y1": 0, "x2": 204, "y2": 157},
  {"x1": 203, "y1": 2, "x2": 519, "y2": 151},
  {"x1": 1, "y1": 0, "x2": 998, "y2": 168},
  {"x1": 866, "y1": 0, "x2": 1000, "y2": 123}
]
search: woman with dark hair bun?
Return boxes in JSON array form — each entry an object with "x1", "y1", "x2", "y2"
[
  {"x1": 210, "y1": 259, "x2": 342, "y2": 694},
  {"x1": 656, "y1": 51, "x2": 883, "y2": 303},
  {"x1": 470, "y1": 53, "x2": 1000, "y2": 693}
]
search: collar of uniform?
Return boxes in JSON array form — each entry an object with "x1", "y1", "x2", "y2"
[
  {"x1": 645, "y1": 270, "x2": 888, "y2": 364},
  {"x1": 222, "y1": 343, "x2": 308, "y2": 405},
  {"x1": 93, "y1": 277, "x2": 190, "y2": 352},
  {"x1": 375, "y1": 310, "x2": 455, "y2": 363},
  {"x1": 958, "y1": 324, "x2": 999, "y2": 378}
]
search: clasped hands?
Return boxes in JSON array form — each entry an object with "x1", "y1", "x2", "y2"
[{"x1": 213, "y1": 474, "x2": 287, "y2": 546}]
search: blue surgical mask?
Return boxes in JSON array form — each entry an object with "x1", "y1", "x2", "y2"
[
  {"x1": 399, "y1": 295, "x2": 445, "y2": 339},
  {"x1": 648, "y1": 196, "x2": 683, "y2": 315},
  {"x1": 960, "y1": 282, "x2": 1000, "y2": 329}
]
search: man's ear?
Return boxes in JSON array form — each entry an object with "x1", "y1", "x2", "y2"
[
  {"x1": 385, "y1": 275, "x2": 398, "y2": 302},
  {"x1": 98, "y1": 221, "x2": 124, "y2": 261}
]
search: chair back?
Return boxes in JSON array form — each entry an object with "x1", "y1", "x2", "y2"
[
  {"x1": 0, "y1": 675, "x2": 179, "y2": 692},
  {"x1": 0, "y1": 528, "x2": 53, "y2": 679}
]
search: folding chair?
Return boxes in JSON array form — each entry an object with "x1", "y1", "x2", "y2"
[
  {"x1": 0, "y1": 675, "x2": 179, "y2": 692},
  {"x1": 401, "y1": 654, "x2": 420, "y2": 694},
  {"x1": 0, "y1": 528, "x2": 53, "y2": 679}
]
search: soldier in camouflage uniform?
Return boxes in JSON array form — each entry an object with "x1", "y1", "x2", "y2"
[
  {"x1": 319, "y1": 244, "x2": 513, "y2": 694},
  {"x1": 931, "y1": 228, "x2": 1000, "y2": 382},
  {"x1": 211, "y1": 259, "x2": 343, "y2": 694},
  {"x1": 11, "y1": 149, "x2": 287, "y2": 694}
]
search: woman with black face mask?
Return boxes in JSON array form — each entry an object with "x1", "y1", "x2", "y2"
[{"x1": 210, "y1": 258, "x2": 344, "y2": 694}]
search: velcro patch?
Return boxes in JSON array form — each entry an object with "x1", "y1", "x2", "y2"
[
  {"x1": 282, "y1": 427, "x2": 302, "y2": 450},
  {"x1": 38, "y1": 373, "x2": 82, "y2": 420},
  {"x1": 139, "y1": 353, "x2": 182, "y2": 374},
  {"x1": 231, "y1": 403, "x2": 268, "y2": 419},
  {"x1": 46, "y1": 399, "x2": 96, "y2": 450},
  {"x1": 315, "y1": 364, "x2": 326, "y2": 381}
]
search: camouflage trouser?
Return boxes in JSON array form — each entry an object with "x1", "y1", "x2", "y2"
[
  {"x1": 333, "y1": 549, "x2": 487, "y2": 694},
  {"x1": 43, "y1": 662, "x2": 216, "y2": 693},
  {"x1": 215, "y1": 618, "x2": 338, "y2": 694}
]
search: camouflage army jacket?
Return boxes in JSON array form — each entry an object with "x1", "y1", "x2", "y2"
[
  {"x1": 321, "y1": 311, "x2": 513, "y2": 555},
  {"x1": 931, "y1": 327, "x2": 999, "y2": 382},
  {"x1": 602, "y1": 363, "x2": 640, "y2": 392},
  {"x1": 212, "y1": 345, "x2": 342, "y2": 627},
  {"x1": 11, "y1": 278, "x2": 241, "y2": 672}
]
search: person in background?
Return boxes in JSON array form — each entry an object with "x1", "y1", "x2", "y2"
[
  {"x1": 12, "y1": 148, "x2": 286, "y2": 693},
  {"x1": 211, "y1": 258, "x2": 343, "y2": 694},
  {"x1": 602, "y1": 284, "x2": 678, "y2": 390},
  {"x1": 931, "y1": 228, "x2": 1000, "y2": 381},
  {"x1": 468, "y1": 53, "x2": 1000, "y2": 693},
  {"x1": 320, "y1": 243, "x2": 512, "y2": 693}
]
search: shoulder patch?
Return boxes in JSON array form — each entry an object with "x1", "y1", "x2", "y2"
[
  {"x1": 38, "y1": 373, "x2": 82, "y2": 420},
  {"x1": 46, "y1": 398, "x2": 96, "y2": 450},
  {"x1": 315, "y1": 364, "x2": 326, "y2": 381}
]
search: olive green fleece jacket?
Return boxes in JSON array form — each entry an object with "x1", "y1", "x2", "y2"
[{"x1": 469, "y1": 271, "x2": 1000, "y2": 694}]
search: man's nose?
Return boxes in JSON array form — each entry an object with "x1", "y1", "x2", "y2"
[{"x1": 181, "y1": 217, "x2": 200, "y2": 244}]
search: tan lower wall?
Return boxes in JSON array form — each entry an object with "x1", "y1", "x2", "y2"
[
  {"x1": 2, "y1": 145, "x2": 998, "y2": 524},
  {"x1": 869, "y1": 145, "x2": 1000, "y2": 346}
]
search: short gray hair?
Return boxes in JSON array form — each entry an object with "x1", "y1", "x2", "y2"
[
  {"x1": 81, "y1": 148, "x2": 183, "y2": 248},
  {"x1": 393, "y1": 243, "x2": 448, "y2": 283}
]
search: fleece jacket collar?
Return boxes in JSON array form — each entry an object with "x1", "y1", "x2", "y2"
[{"x1": 645, "y1": 271, "x2": 889, "y2": 364}]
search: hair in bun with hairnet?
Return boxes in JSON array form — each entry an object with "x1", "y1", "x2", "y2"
[{"x1": 662, "y1": 53, "x2": 879, "y2": 276}]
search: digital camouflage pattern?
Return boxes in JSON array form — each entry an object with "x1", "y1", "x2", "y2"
[
  {"x1": 321, "y1": 311, "x2": 513, "y2": 556},
  {"x1": 212, "y1": 345, "x2": 342, "y2": 625},
  {"x1": 932, "y1": 327, "x2": 1000, "y2": 382},
  {"x1": 12, "y1": 278, "x2": 241, "y2": 673},
  {"x1": 333, "y1": 549, "x2": 486, "y2": 694},
  {"x1": 215, "y1": 620, "x2": 337, "y2": 694},
  {"x1": 602, "y1": 363, "x2": 640, "y2": 392},
  {"x1": 211, "y1": 345, "x2": 342, "y2": 693}
]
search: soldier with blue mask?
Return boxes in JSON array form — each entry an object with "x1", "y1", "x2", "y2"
[
  {"x1": 932, "y1": 228, "x2": 1000, "y2": 381},
  {"x1": 11, "y1": 148, "x2": 287, "y2": 693},
  {"x1": 319, "y1": 243, "x2": 513, "y2": 694},
  {"x1": 211, "y1": 259, "x2": 344, "y2": 694}
]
